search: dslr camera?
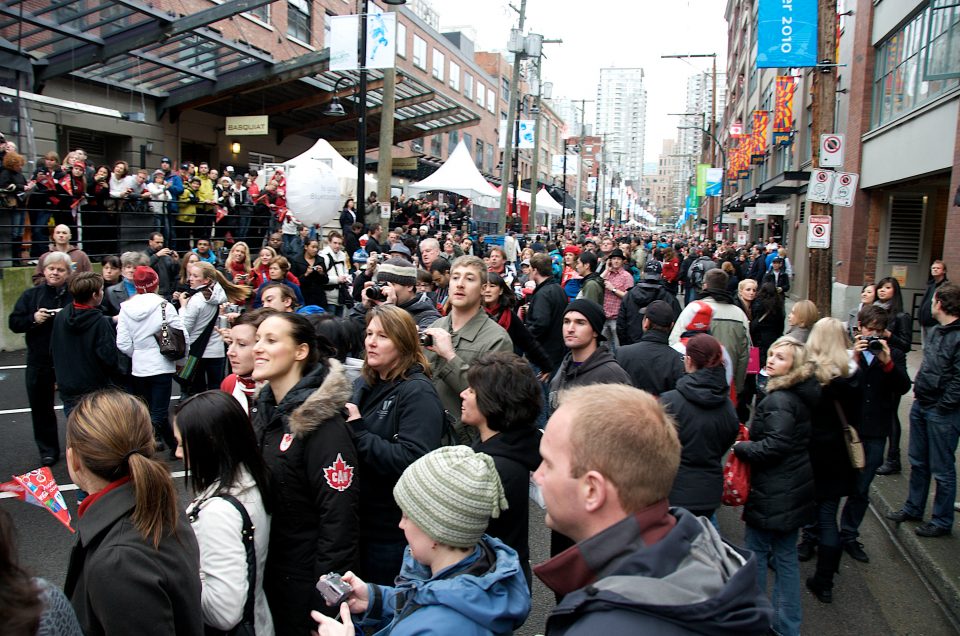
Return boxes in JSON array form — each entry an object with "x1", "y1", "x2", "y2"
[
  {"x1": 861, "y1": 335, "x2": 885, "y2": 352},
  {"x1": 316, "y1": 572, "x2": 352, "y2": 607},
  {"x1": 365, "y1": 282, "x2": 388, "y2": 302}
]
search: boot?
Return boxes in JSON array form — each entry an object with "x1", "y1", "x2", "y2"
[
  {"x1": 806, "y1": 544, "x2": 842, "y2": 603},
  {"x1": 797, "y1": 536, "x2": 818, "y2": 562},
  {"x1": 876, "y1": 459, "x2": 901, "y2": 475}
]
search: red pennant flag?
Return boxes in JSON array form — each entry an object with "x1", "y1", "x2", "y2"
[{"x1": 0, "y1": 467, "x2": 75, "y2": 532}]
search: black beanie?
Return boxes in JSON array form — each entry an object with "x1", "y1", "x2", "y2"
[{"x1": 564, "y1": 298, "x2": 607, "y2": 342}]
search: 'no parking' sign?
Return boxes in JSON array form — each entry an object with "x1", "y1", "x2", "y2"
[{"x1": 807, "y1": 215, "x2": 831, "y2": 249}]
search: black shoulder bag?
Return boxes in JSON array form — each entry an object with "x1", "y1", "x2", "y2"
[{"x1": 198, "y1": 494, "x2": 258, "y2": 636}]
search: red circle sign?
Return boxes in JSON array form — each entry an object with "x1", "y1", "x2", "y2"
[
  {"x1": 816, "y1": 171, "x2": 829, "y2": 182},
  {"x1": 838, "y1": 174, "x2": 852, "y2": 186},
  {"x1": 824, "y1": 136, "x2": 841, "y2": 152},
  {"x1": 812, "y1": 225, "x2": 826, "y2": 237}
]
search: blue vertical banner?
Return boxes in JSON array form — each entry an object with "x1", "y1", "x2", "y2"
[{"x1": 757, "y1": 0, "x2": 818, "y2": 68}]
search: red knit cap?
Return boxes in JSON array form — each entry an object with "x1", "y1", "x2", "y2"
[{"x1": 133, "y1": 266, "x2": 159, "y2": 294}]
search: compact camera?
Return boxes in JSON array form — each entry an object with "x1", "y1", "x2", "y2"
[
  {"x1": 365, "y1": 283, "x2": 388, "y2": 302},
  {"x1": 316, "y1": 572, "x2": 352, "y2": 607},
  {"x1": 418, "y1": 331, "x2": 434, "y2": 347},
  {"x1": 862, "y1": 335, "x2": 886, "y2": 353}
]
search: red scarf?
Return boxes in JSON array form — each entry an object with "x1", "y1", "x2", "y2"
[
  {"x1": 485, "y1": 304, "x2": 512, "y2": 332},
  {"x1": 78, "y1": 476, "x2": 130, "y2": 518}
]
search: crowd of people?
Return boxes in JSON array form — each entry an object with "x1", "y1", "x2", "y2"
[{"x1": 4, "y1": 186, "x2": 959, "y2": 636}]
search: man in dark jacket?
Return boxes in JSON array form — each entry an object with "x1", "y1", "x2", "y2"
[
  {"x1": 762, "y1": 257, "x2": 790, "y2": 296},
  {"x1": 919, "y1": 260, "x2": 947, "y2": 346},
  {"x1": 888, "y1": 282, "x2": 960, "y2": 537},
  {"x1": 349, "y1": 257, "x2": 440, "y2": 329},
  {"x1": 50, "y1": 272, "x2": 121, "y2": 417},
  {"x1": 616, "y1": 261, "x2": 681, "y2": 346},
  {"x1": 575, "y1": 251, "x2": 604, "y2": 306},
  {"x1": 837, "y1": 305, "x2": 911, "y2": 561},
  {"x1": 616, "y1": 300, "x2": 684, "y2": 396},
  {"x1": 524, "y1": 253, "x2": 568, "y2": 370},
  {"x1": 533, "y1": 383, "x2": 772, "y2": 635},
  {"x1": 548, "y1": 299, "x2": 630, "y2": 412},
  {"x1": 146, "y1": 232, "x2": 180, "y2": 299}
]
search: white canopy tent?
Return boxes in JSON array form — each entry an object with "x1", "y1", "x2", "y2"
[
  {"x1": 407, "y1": 140, "x2": 500, "y2": 207},
  {"x1": 280, "y1": 138, "x2": 377, "y2": 199},
  {"x1": 535, "y1": 187, "x2": 563, "y2": 214}
]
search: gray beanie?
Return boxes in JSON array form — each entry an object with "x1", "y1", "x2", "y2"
[
  {"x1": 393, "y1": 446, "x2": 508, "y2": 548},
  {"x1": 375, "y1": 257, "x2": 417, "y2": 287}
]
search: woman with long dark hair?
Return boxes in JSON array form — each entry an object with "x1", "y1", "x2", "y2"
[
  {"x1": 750, "y1": 281, "x2": 786, "y2": 365},
  {"x1": 290, "y1": 237, "x2": 329, "y2": 308},
  {"x1": 64, "y1": 390, "x2": 202, "y2": 635},
  {"x1": 344, "y1": 304, "x2": 445, "y2": 584},
  {"x1": 251, "y1": 312, "x2": 359, "y2": 635},
  {"x1": 874, "y1": 276, "x2": 913, "y2": 476},
  {"x1": 481, "y1": 272, "x2": 555, "y2": 377},
  {"x1": 175, "y1": 391, "x2": 274, "y2": 635}
]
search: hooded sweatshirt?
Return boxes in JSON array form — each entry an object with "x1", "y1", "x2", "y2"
[
  {"x1": 50, "y1": 303, "x2": 121, "y2": 396},
  {"x1": 359, "y1": 535, "x2": 531, "y2": 636},
  {"x1": 548, "y1": 346, "x2": 631, "y2": 412},
  {"x1": 538, "y1": 506, "x2": 772, "y2": 635}
]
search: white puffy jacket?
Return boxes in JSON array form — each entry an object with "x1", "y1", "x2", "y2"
[{"x1": 116, "y1": 293, "x2": 185, "y2": 377}]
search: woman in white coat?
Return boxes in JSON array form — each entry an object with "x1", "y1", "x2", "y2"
[
  {"x1": 181, "y1": 261, "x2": 251, "y2": 395},
  {"x1": 116, "y1": 265, "x2": 183, "y2": 452},
  {"x1": 174, "y1": 390, "x2": 274, "y2": 636}
]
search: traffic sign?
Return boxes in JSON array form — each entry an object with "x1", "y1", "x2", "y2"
[
  {"x1": 737, "y1": 231, "x2": 748, "y2": 246},
  {"x1": 808, "y1": 169, "x2": 836, "y2": 203},
  {"x1": 807, "y1": 215, "x2": 832, "y2": 249},
  {"x1": 819, "y1": 134, "x2": 844, "y2": 167},
  {"x1": 829, "y1": 171, "x2": 859, "y2": 207}
]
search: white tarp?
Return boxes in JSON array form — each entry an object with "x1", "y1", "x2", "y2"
[{"x1": 407, "y1": 140, "x2": 500, "y2": 207}]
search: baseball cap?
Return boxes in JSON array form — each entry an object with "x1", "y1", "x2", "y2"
[
  {"x1": 160, "y1": 156, "x2": 172, "y2": 164},
  {"x1": 643, "y1": 260, "x2": 663, "y2": 281},
  {"x1": 389, "y1": 243, "x2": 412, "y2": 258},
  {"x1": 644, "y1": 300, "x2": 675, "y2": 327}
]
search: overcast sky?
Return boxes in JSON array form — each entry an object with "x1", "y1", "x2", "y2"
[{"x1": 428, "y1": 0, "x2": 730, "y2": 163}]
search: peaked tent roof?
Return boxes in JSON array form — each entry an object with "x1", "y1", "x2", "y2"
[
  {"x1": 407, "y1": 140, "x2": 501, "y2": 207},
  {"x1": 536, "y1": 187, "x2": 563, "y2": 214},
  {"x1": 285, "y1": 138, "x2": 377, "y2": 197}
]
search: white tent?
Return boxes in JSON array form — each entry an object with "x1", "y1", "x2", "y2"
[
  {"x1": 407, "y1": 140, "x2": 500, "y2": 207},
  {"x1": 282, "y1": 138, "x2": 377, "y2": 199},
  {"x1": 535, "y1": 187, "x2": 563, "y2": 214}
]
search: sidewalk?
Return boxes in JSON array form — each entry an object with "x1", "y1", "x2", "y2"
[{"x1": 867, "y1": 348, "x2": 960, "y2": 626}]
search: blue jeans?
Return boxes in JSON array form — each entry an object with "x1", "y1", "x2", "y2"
[
  {"x1": 840, "y1": 437, "x2": 886, "y2": 542},
  {"x1": 745, "y1": 525, "x2": 802, "y2": 636},
  {"x1": 904, "y1": 402, "x2": 960, "y2": 529}
]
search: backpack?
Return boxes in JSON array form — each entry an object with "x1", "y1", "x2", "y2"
[{"x1": 689, "y1": 258, "x2": 717, "y2": 291}]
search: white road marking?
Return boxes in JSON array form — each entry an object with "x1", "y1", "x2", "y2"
[
  {"x1": 0, "y1": 365, "x2": 27, "y2": 370},
  {"x1": 0, "y1": 395, "x2": 183, "y2": 415},
  {"x1": 0, "y1": 470, "x2": 187, "y2": 499}
]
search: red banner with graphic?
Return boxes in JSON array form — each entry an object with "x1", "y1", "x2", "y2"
[
  {"x1": 751, "y1": 111, "x2": 769, "y2": 164},
  {"x1": 0, "y1": 467, "x2": 74, "y2": 532},
  {"x1": 773, "y1": 76, "x2": 796, "y2": 145}
]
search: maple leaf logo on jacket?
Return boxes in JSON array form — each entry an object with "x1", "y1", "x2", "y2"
[{"x1": 323, "y1": 453, "x2": 354, "y2": 491}]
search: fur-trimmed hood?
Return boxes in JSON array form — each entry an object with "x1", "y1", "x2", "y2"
[{"x1": 257, "y1": 358, "x2": 352, "y2": 438}]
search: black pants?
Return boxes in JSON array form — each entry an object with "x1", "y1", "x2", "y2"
[
  {"x1": 181, "y1": 357, "x2": 226, "y2": 398},
  {"x1": 26, "y1": 365, "x2": 59, "y2": 459},
  {"x1": 885, "y1": 395, "x2": 903, "y2": 462}
]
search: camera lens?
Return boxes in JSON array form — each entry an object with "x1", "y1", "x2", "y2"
[
  {"x1": 868, "y1": 338, "x2": 884, "y2": 352},
  {"x1": 419, "y1": 332, "x2": 433, "y2": 347}
]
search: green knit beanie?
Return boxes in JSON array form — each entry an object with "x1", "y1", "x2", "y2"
[{"x1": 393, "y1": 446, "x2": 508, "y2": 548}]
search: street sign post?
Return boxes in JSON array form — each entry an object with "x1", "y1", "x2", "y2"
[
  {"x1": 807, "y1": 215, "x2": 831, "y2": 249},
  {"x1": 829, "y1": 171, "x2": 859, "y2": 207},
  {"x1": 808, "y1": 169, "x2": 836, "y2": 203},
  {"x1": 819, "y1": 134, "x2": 844, "y2": 167}
]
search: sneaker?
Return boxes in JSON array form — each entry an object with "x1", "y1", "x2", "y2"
[
  {"x1": 843, "y1": 540, "x2": 869, "y2": 563},
  {"x1": 915, "y1": 522, "x2": 951, "y2": 538},
  {"x1": 886, "y1": 509, "x2": 922, "y2": 523},
  {"x1": 876, "y1": 459, "x2": 902, "y2": 476},
  {"x1": 954, "y1": 502, "x2": 960, "y2": 513},
  {"x1": 797, "y1": 538, "x2": 817, "y2": 562}
]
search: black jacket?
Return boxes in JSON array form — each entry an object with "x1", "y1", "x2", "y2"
[
  {"x1": 8, "y1": 282, "x2": 71, "y2": 366},
  {"x1": 858, "y1": 348, "x2": 911, "y2": 438},
  {"x1": 878, "y1": 303, "x2": 913, "y2": 353},
  {"x1": 750, "y1": 298, "x2": 785, "y2": 357},
  {"x1": 64, "y1": 482, "x2": 202, "y2": 636},
  {"x1": 348, "y1": 292, "x2": 441, "y2": 330},
  {"x1": 351, "y1": 367, "x2": 444, "y2": 543},
  {"x1": 488, "y1": 307, "x2": 556, "y2": 374},
  {"x1": 616, "y1": 280, "x2": 681, "y2": 346},
  {"x1": 472, "y1": 426, "x2": 542, "y2": 586},
  {"x1": 762, "y1": 269, "x2": 790, "y2": 295},
  {"x1": 251, "y1": 360, "x2": 359, "y2": 615},
  {"x1": 661, "y1": 366, "x2": 739, "y2": 513},
  {"x1": 914, "y1": 319, "x2": 960, "y2": 411},
  {"x1": 549, "y1": 346, "x2": 630, "y2": 411},
  {"x1": 50, "y1": 304, "x2": 121, "y2": 396},
  {"x1": 147, "y1": 248, "x2": 180, "y2": 299},
  {"x1": 919, "y1": 277, "x2": 948, "y2": 327},
  {"x1": 290, "y1": 255, "x2": 330, "y2": 307},
  {"x1": 734, "y1": 376, "x2": 820, "y2": 532},
  {"x1": 524, "y1": 278, "x2": 568, "y2": 369},
  {"x1": 615, "y1": 330, "x2": 684, "y2": 396},
  {"x1": 101, "y1": 281, "x2": 132, "y2": 317},
  {"x1": 809, "y1": 373, "x2": 862, "y2": 500}
]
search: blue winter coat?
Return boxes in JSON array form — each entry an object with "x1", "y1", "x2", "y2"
[{"x1": 358, "y1": 535, "x2": 531, "y2": 635}]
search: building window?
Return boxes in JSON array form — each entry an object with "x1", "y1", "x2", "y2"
[
  {"x1": 413, "y1": 35, "x2": 426, "y2": 70},
  {"x1": 872, "y1": 3, "x2": 960, "y2": 128},
  {"x1": 432, "y1": 49, "x2": 445, "y2": 81},
  {"x1": 431, "y1": 135, "x2": 443, "y2": 157},
  {"x1": 486, "y1": 90, "x2": 495, "y2": 113},
  {"x1": 464, "y1": 73, "x2": 473, "y2": 100},
  {"x1": 323, "y1": 11, "x2": 333, "y2": 46},
  {"x1": 287, "y1": 0, "x2": 311, "y2": 43},
  {"x1": 449, "y1": 130, "x2": 459, "y2": 153},
  {"x1": 248, "y1": 3, "x2": 269, "y2": 23},
  {"x1": 476, "y1": 83, "x2": 485, "y2": 107},
  {"x1": 397, "y1": 22, "x2": 406, "y2": 58},
  {"x1": 486, "y1": 143, "x2": 495, "y2": 173},
  {"x1": 462, "y1": 133, "x2": 472, "y2": 156},
  {"x1": 449, "y1": 61, "x2": 460, "y2": 91},
  {"x1": 476, "y1": 139, "x2": 484, "y2": 166}
]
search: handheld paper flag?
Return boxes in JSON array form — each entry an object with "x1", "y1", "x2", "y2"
[{"x1": 0, "y1": 467, "x2": 74, "y2": 532}]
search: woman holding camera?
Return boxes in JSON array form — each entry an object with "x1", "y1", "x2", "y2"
[
  {"x1": 481, "y1": 272, "x2": 555, "y2": 377},
  {"x1": 251, "y1": 312, "x2": 359, "y2": 635},
  {"x1": 290, "y1": 237, "x2": 329, "y2": 308},
  {"x1": 225, "y1": 241, "x2": 261, "y2": 290},
  {"x1": 9, "y1": 251, "x2": 72, "y2": 466},
  {"x1": 345, "y1": 305, "x2": 445, "y2": 584},
  {"x1": 175, "y1": 391, "x2": 274, "y2": 636},
  {"x1": 874, "y1": 276, "x2": 913, "y2": 476},
  {"x1": 312, "y1": 447, "x2": 531, "y2": 636}
]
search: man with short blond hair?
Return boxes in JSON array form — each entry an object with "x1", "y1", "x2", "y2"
[{"x1": 534, "y1": 384, "x2": 772, "y2": 634}]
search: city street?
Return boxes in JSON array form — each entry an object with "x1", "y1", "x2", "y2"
[{"x1": 1, "y1": 347, "x2": 956, "y2": 635}]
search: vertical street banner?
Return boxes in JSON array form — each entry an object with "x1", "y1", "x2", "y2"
[
  {"x1": 757, "y1": 0, "x2": 818, "y2": 68},
  {"x1": 706, "y1": 168, "x2": 724, "y2": 196},
  {"x1": 329, "y1": 15, "x2": 359, "y2": 71},
  {"x1": 735, "y1": 139, "x2": 749, "y2": 179},
  {"x1": 365, "y1": 12, "x2": 397, "y2": 70},
  {"x1": 751, "y1": 110, "x2": 769, "y2": 164},
  {"x1": 696, "y1": 163, "x2": 710, "y2": 197},
  {"x1": 773, "y1": 76, "x2": 796, "y2": 145}
]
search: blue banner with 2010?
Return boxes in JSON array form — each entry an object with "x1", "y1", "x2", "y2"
[{"x1": 757, "y1": 0, "x2": 818, "y2": 68}]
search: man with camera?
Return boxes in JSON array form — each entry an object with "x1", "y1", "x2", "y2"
[{"x1": 350, "y1": 257, "x2": 440, "y2": 329}]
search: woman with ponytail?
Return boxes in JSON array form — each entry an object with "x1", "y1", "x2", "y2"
[{"x1": 63, "y1": 390, "x2": 202, "y2": 636}]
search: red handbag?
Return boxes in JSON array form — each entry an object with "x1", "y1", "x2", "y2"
[{"x1": 722, "y1": 423, "x2": 751, "y2": 506}]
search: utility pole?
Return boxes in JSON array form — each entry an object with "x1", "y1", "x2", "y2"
[
  {"x1": 497, "y1": 0, "x2": 527, "y2": 234},
  {"x1": 573, "y1": 98, "x2": 593, "y2": 234},
  {"x1": 808, "y1": 0, "x2": 838, "y2": 315}
]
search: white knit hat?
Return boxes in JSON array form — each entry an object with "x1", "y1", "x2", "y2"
[{"x1": 393, "y1": 446, "x2": 508, "y2": 548}]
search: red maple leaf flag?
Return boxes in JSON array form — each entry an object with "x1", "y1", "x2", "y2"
[{"x1": 323, "y1": 453, "x2": 354, "y2": 492}]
